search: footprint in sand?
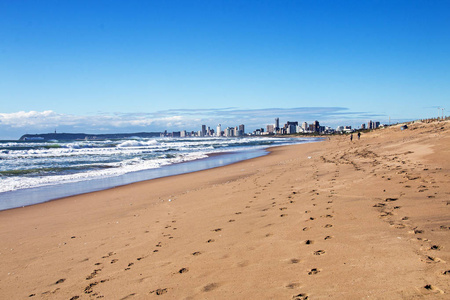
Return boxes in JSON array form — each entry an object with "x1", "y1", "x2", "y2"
[
  {"x1": 86, "y1": 269, "x2": 102, "y2": 280},
  {"x1": 385, "y1": 197, "x2": 398, "y2": 202},
  {"x1": 202, "y1": 283, "x2": 219, "y2": 292},
  {"x1": 421, "y1": 284, "x2": 444, "y2": 294},
  {"x1": 304, "y1": 240, "x2": 314, "y2": 245},
  {"x1": 150, "y1": 288, "x2": 168, "y2": 295},
  {"x1": 286, "y1": 282, "x2": 300, "y2": 289},
  {"x1": 192, "y1": 251, "x2": 202, "y2": 256},
  {"x1": 393, "y1": 223, "x2": 406, "y2": 229},
  {"x1": 292, "y1": 293, "x2": 309, "y2": 300},
  {"x1": 379, "y1": 211, "x2": 393, "y2": 218},
  {"x1": 324, "y1": 224, "x2": 333, "y2": 228},
  {"x1": 125, "y1": 262, "x2": 134, "y2": 271},
  {"x1": 313, "y1": 250, "x2": 325, "y2": 255},
  {"x1": 423, "y1": 256, "x2": 442, "y2": 263},
  {"x1": 430, "y1": 245, "x2": 441, "y2": 251},
  {"x1": 308, "y1": 268, "x2": 320, "y2": 275},
  {"x1": 324, "y1": 236, "x2": 333, "y2": 240},
  {"x1": 178, "y1": 268, "x2": 189, "y2": 274},
  {"x1": 84, "y1": 280, "x2": 108, "y2": 294},
  {"x1": 102, "y1": 252, "x2": 115, "y2": 258}
]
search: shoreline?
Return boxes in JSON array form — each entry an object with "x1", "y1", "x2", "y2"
[
  {"x1": 0, "y1": 138, "x2": 321, "y2": 211},
  {"x1": 0, "y1": 120, "x2": 448, "y2": 299},
  {"x1": 0, "y1": 138, "x2": 320, "y2": 211},
  {"x1": 0, "y1": 149, "x2": 267, "y2": 211}
]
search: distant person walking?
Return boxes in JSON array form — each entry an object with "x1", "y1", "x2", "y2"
[
  {"x1": 357, "y1": 132, "x2": 361, "y2": 140},
  {"x1": 350, "y1": 134, "x2": 353, "y2": 142}
]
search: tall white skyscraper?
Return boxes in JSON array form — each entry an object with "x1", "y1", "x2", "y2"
[{"x1": 216, "y1": 124, "x2": 222, "y2": 137}]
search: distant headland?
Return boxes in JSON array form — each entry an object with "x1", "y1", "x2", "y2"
[{"x1": 19, "y1": 132, "x2": 161, "y2": 141}]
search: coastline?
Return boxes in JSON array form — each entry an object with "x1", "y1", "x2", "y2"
[
  {"x1": 0, "y1": 149, "x2": 269, "y2": 211},
  {"x1": 0, "y1": 137, "x2": 320, "y2": 211},
  {"x1": 0, "y1": 120, "x2": 449, "y2": 299}
]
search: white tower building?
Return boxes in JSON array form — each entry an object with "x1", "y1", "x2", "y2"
[{"x1": 216, "y1": 124, "x2": 222, "y2": 137}]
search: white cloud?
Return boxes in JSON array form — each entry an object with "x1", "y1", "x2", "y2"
[{"x1": 0, "y1": 110, "x2": 62, "y2": 128}]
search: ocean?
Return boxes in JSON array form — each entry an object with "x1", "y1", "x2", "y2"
[{"x1": 0, "y1": 136, "x2": 319, "y2": 210}]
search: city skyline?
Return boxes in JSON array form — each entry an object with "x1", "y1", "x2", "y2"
[
  {"x1": 161, "y1": 118, "x2": 383, "y2": 138},
  {"x1": 0, "y1": 107, "x2": 398, "y2": 140}
]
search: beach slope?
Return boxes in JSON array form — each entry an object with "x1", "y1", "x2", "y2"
[{"x1": 1, "y1": 120, "x2": 449, "y2": 299}]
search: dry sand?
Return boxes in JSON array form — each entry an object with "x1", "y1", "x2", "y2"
[{"x1": 0, "y1": 120, "x2": 449, "y2": 299}]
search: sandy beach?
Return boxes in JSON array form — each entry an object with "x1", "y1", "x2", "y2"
[{"x1": 0, "y1": 120, "x2": 449, "y2": 299}]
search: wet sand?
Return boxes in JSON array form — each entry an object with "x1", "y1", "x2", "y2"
[
  {"x1": 0, "y1": 148, "x2": 270, "y2": 210},
  {"x1": 0, "y1": 120, "x2": 449, "y2": 299}
]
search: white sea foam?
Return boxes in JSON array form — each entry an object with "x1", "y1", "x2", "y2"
[
  {"x1": 0, "y1": 151, "x2": 209, "y2": 193},
  {"x1": 0, "y1": 137, "x2": 316, "y2": 194}
]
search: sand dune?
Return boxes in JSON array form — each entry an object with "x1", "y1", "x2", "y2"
[{"x1": 0, "y1": 120, "x2": 449, "y2": 299}]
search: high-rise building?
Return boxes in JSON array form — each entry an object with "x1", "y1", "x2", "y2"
[
  {"x1": 201, "y1": 125, "x2": 206, "y2": 137},
  {"x1": 225, "y1": 127, "x2": 233, "y2": 137},
  {"x1": 217, "y1": 124, "x2": 222, "y2": 137},
  {"x1": 287, "y1": 124, "x2": 297, "y2": 134},
  {"x1": 284, "y1": 121, "x2": 298, "y2": 134},
  {"x1": 267, "y1": 124, "x2": 274, "y2": 134},
  {"x1": 275, "y1": 118, "x2": 280, "y2": 131},
  {"x1": 239, "y1": 124, "x2": 245, "y2": 136},
  {"x1": 313, "y1": 120, "x2": 320, "y2": 133},
  {"x1": 302, "y1": 122, "x2": 308, "y2": 131}
]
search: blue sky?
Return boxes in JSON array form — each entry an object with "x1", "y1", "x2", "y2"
[{"x1": 1, "y1": 0, "x2": 449, "y2": 139}]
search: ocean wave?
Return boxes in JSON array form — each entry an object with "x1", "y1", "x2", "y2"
[
  {"x1": 117, "y1": 139, "x2": 158, "y2": 148},
  {"x1": 0, "y1": 151, "x2": 208, "y2": 193},
  {"x1": 0, "y1": 137, "x2": 316, "y2": 193}
]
